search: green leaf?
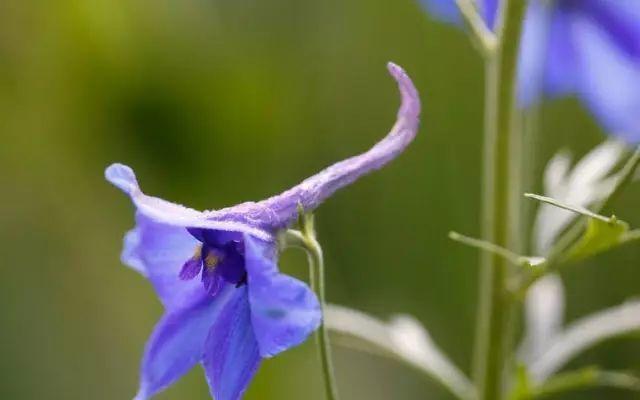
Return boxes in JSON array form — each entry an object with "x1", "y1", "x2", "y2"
[
  {"x1": 564, "y1": 217, "x2": 629, "y2": 262},
  {"x1": 509, "y1": 365, "x2": 533, "y2": 400}
]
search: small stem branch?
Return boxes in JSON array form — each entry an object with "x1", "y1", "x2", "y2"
[
  {"x1": 305, "y1": 236, "x2": 339, "y2": 400},
  {"x1": 456, "y1": 0, "x2": 498, "y2": 55},
  {"x1": 450, "y1": 231, "x2": 525, "y2": 266}
]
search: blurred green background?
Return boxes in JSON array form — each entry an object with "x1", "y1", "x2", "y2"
[{"x1": 1, "y1": 0, "x2": 639, "y2": 399}]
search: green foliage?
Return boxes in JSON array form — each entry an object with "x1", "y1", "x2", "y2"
[
  {"x1": 509, "y1": 365, "x2": 533, "y2": 400},
  {"x1": 564, "y1": 217, "x2": 632, "y2": 262}
]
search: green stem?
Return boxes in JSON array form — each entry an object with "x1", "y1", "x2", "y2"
[
  {"x1": 455, "y1": 0, "x2": 497, "y2": 55},
  {"x1": 449, "y1": 231, "x2": 524, "y2": 266},
  {"x1": 303, "y1": 232, "x2": 340, "y2": 400},
  {"x1": 474, "y1": 1, "x2": 528, "y2": 399}
]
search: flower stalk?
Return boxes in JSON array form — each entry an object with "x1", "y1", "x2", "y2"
[
  {"x1": 455, "y1": 0, "x2": 497, "y2": 54},
  {"x1": 474, "y1": 1, "x2": 528, "y2": 399},
  {"x1": 289, "y1": 209, "x2": 340, "y2": 400}
]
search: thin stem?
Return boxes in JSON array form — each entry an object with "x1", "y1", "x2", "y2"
[
  {"x1": 295, "y1": 213, "x2": 340, "y2": 400},
  {"x1": 449, "y1": 231, "x2": 524, "y2": 266},
  {"x1": 520, "y1": 105, "x2": 542, "y2": 254},
  {"x1": 474, "y1": 1, "x2": 528, "y2": 399},
  {"x1": 456, "y1": 0, "x2": 498, "y2": 55}
]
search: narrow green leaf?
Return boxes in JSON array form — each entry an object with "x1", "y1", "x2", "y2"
[
  {"x1": 509, "y1": 365, "x2": 533, "y2": 400},
  {"x1": 564, "y1": 217, "x2": 629, "y2": 262},
  {"x1": 530, "y1": 368, "x2": 640, "y2": 399}
]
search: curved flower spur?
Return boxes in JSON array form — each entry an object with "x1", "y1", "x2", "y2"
[{"x1": 105, "y1": 62, "x2": 420, "y2": 400}]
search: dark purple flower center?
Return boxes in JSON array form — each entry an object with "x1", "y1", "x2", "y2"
[{"x1": 179, "y1": 229, "x2": 247, "y2": 296}]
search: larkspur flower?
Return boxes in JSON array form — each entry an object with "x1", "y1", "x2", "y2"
[
  {"x1": 420, "y1": 0, "x2": 640, "y2": 142},
  {"x1": 106, "y1": 62, "x2": 420, "y2": 400}
]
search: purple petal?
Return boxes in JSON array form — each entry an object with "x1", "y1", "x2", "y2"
[
  {"x1": 418, "y1": 0, "x2": 463, "y2": 25},
  {"x1": 134, "y1": 286, "x2": 236, "y2": 400},
  {"x1": 578, "y1": 0, "x2": 640, "y2": 59},
  {"x1": 105, "y1": 163, "x2": 273, "y2": 240},
  {"x1": 417, "y1": 0, "x2": 498, "y2": 28},
  {"x1": 211, "y1": 63, "x2": 421, "y2": 230},
  {"x1": 122, "y1": 228, "x2": 146, "y2": 275},
  {"x1": 517, "y1": 0, "x2": 554, "y2": 106},
  {"x1": 123, "y1": 213, "x2": 204, "y2": 309},
  {"x1": 202, "y1": 267, "x2": 225, "y2": 297},
  {"x1": 480, "y1": 0, "x2": 499, "y2": 30},
  {"x1": 573, "y1": 12, "x2": 640, "y2": 142},
  {"x1": 542, "y1": 6, "x2": 580, "y2": 97},
  {"x1": 179, "y1": 255, "x2": 202, "y2": 280},
  {"x1": 244, "y1": 234, "x2": 321, "y2": 358},
  {"x1": 203, "y1": 286, "x2": 261, "y2": 400},
  {"x1": 216, "y1": 249, "x2": 246, "y2": 285}
]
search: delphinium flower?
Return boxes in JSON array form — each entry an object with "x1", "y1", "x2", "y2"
[
  {"x1": 105, "y1": 62, "x2": 420, "y2": 400},
  {"x1": 420, "y1": 0, "x2": 640, "y2": 142}
]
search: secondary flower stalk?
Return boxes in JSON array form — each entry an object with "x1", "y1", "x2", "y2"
[{"x1": 106, "y1": 62, "x2": 420, "y2": 400}]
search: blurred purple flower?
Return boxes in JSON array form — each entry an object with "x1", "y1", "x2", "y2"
[
  {"x1": 105, "y1": 63, "x2": 420, "y2": 400},
  {"x1": 420, "y1": 0, "x2": 640, "y2": 142}
]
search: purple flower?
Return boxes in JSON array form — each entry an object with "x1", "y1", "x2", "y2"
[
  {"x1": 420, "y1": 0, "x2": 640, "y2": 142},
  {"x1": 105, "y1": 63, "x2": 420, "y2": 400}
]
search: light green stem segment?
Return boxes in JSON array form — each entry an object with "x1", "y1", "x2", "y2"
[
  {"x1": 291, "y1": 210, "x2": 340, "y2": 400},
  {"x1": 475, "y1": 1, "x2": 528, "y2": 399},
  {"x1": 304, "y1": 235, "x2": 340, "y2": 400}
]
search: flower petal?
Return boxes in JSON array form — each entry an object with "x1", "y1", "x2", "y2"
[
  {"x1": 179, "y1": 255, "x2": 203, "y2": 280},
  {"x1": 573, "y1": 12, "x2": 640, "y2": 141},
  {"x1": 542, "y1": 6, "x2": 580, "y2": 97},
  {"x1": 122, "y1": 227, "x2": 147, "y2": 276},
  {"x1": 134, "y1": 286, "x2": 236, "y2": 400},
  {"x1": 480, "y1": 0, "x2": 499, "y2": 30},
  {"x1": 417, "y1": 0, "x2": 497, "y2": 28},
  {"x1": 580, "y1": 0, "x2": 640, "y2": 59},
  {"x1": 105, "y1": 163, "x2": 273, "y2": 240},
  {"x1": 418, "y1": 0, "x2": 462, "y2": 25},
  {"x1": 202, "y1": 267, "x2": 225, "y2": 297},
  {"x1": 244, "y1": 234, "x2": 321, "y2": 358},
  {"x1": 202, "y1": 286, "x2": 261, "y2": 400},
  {"x1": 517, "y1": 0, "x2": 554, "y2": 106},
  {"x1": 123, "y1": 213, "x2": 205, "y2": 309},
  {"x1": 519, "y1": 274, "x2": 565, "y2": 364}
]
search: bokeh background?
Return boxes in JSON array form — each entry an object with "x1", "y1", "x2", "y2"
[{"x1": 1, "y1": 0, "x2": 639, "y2": 399}]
